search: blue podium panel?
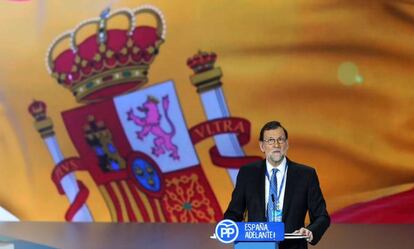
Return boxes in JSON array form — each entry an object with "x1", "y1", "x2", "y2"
[
  {"x1": 214, "y1": 220, "x2": 284, "y2": 249},
  {"x1": 235, "y1": 241, "x2": 278, "y2": 249},
  {"x1": 236, "y1": 222, "x2": 284, "y2": 242},
  {"x1": 233, "y1": 222, "x2": 283, "y2": 249},
  {"x1": 0, "y1": 235, "x2": 56, "y2": 249}
]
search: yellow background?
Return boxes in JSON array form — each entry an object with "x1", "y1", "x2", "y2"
[{"x1": 0, "y1": 0, "x2": 414, "y2": 221}]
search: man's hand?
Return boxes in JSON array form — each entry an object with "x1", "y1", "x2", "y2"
[{"x1": 294, "y1": 227, "x2": 313, "y2": 242}]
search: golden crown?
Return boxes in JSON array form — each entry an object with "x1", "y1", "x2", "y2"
[{"x1": 46, "y1": 5, "x2": 166, "y2": 103}]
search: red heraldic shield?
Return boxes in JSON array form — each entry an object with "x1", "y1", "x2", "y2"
[{"x1": 61, "y1": 80, "x2": 222, "y2": 222}]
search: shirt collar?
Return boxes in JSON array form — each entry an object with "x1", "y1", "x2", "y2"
[{"x1": 266, "y1": 156, "x2": 287, "y2": 177}]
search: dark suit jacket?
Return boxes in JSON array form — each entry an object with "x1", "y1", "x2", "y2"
[{"x1": 223, "y1": 159, "x2": 330, "y2": 249}]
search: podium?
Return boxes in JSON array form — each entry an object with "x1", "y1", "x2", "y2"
[
  {"x1": 0, "y1": 235, "x2": 57, "y2": 249},
  {"x1": 235, "y1": 242, "x2": 278, "y2": 249},
  {"x1": 214, "y1": 220, "x2": 307, "y2": 249}
]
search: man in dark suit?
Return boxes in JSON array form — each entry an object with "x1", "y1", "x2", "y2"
[{"x1": 224, "y1": 121, "x2": 330, "y2": 249}]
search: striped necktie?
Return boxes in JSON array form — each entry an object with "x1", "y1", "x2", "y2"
[{"x1": 267, "y1": 168, "x2": 278, "y2": 221}]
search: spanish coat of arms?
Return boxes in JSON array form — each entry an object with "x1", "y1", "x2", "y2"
[{"x1": 28, "y1": 5, "x2": 260, "y2": 222}]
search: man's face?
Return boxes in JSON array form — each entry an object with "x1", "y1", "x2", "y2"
[{"x1": 259, "y1": 127, "x2": 289, "y2": 167}]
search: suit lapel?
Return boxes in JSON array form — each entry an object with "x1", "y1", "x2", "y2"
[
  {"x1": 258, "y1": 160, "x2": 267, "y2": 221},
  {"x1": 282, "y1": 159, "x2": 295, "y2": 222}
]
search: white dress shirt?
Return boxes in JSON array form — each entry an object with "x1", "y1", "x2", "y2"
[{"x1": 265, "y1": 157, "x2": 288, "y2": 212}]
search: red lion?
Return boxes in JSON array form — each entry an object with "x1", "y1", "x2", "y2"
[{"x1": 127, "y1": 95, "x2": 179, "y2": 160}]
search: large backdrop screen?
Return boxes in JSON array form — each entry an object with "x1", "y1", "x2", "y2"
[{"x1": 0, "y1": 0, "x2": 413, "y2": 223}]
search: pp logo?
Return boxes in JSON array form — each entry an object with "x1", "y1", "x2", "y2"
[{"x1": 215, "y1": 219, "x2": 239, "y2": 244}]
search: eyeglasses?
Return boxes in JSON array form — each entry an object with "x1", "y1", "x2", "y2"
[{"x1": 263, "y1": 137, "x2": 287, "y2": 145}]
